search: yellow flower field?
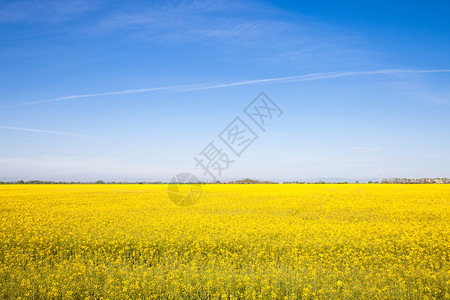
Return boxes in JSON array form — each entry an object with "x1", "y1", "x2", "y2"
[{"x1": 0, "y1": 184, "x2": 449, "y2": 299}]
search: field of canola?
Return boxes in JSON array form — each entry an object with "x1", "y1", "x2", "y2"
[{"x1": 0, "y1": 184, "x2": 449, "y2": 299}]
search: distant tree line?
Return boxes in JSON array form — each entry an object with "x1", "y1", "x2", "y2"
[
  {"x1": 378, "y1": 178, "x2": 449, "y2": 184},
  {"x1": 0, "y1": 180, "x2": 164, "y2": 184},
  {"x1": 225, "y1": 178, "x2": 278, "y2": 184},
  {"x1": 283, "y1": 180, "x2": 349, "y2": 184},
  {"x1": 0, "y1": 178, "x2": 448, "y2": 184}
]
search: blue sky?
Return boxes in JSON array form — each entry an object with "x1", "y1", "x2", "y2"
[{"x1": 0, "y1": 0, "x2": 449, "y2": 182}]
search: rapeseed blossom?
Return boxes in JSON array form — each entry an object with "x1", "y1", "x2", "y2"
[{"x1": 0, "y1": 184, "x2": 448, "y2": 299}]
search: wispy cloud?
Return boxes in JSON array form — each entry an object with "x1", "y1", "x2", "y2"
[
  {"x1": 83, "y1": 0, "x2": 361, "y2": 67},
  {"x1": 0, "y1": 0, "x2": 369, "y2": 69},
  {"x1": 21, "y1": 68, "x2": 450, "y2": 105},
  {"x1": 0, "y1": 126, "x2": 98, "y2": 138},
  {"x1": 0, "y1": 0, "x2": 102, "y2": 23},
  {"x1": 92, "y1": 1, "x2": 288, "y2": 44}
]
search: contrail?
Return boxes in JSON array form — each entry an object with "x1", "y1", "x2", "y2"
[
  {"x1": 21, "y1": 69, "x2": 450, "y2": 105},
  {"x1": 0, "y1": 126, "x2": 98, "y2": 138},
  {"x1": 21, "y1": 86, "x2": 186, "y2": 105}
]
